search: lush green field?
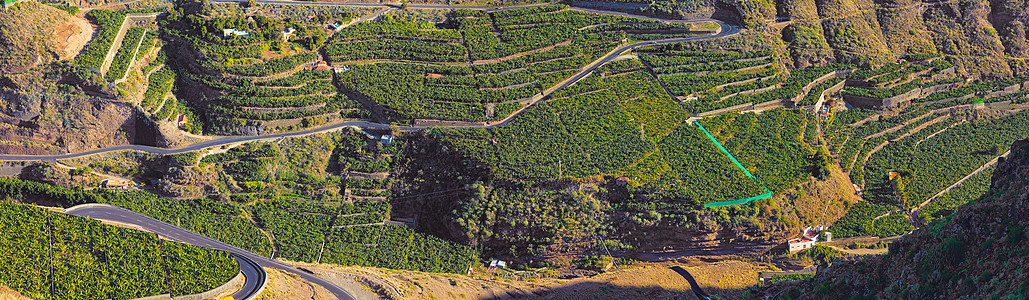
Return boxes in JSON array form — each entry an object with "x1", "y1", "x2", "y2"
[
  {"x1": 438, "y1": 59, "x2": 812, "y2": 204},
  {"x1": 251, "y1": 198, "x2": 476, "y2": 273},
  {"x1": 821, "y1": 100, "x2": 1028, "y2": 237},
  {"x1": 863, "y1": 110, "x2": 1029, "y2": 209},
  {"x1": 642, "y1": 45, "x2": 858, "y2": 113},
  {"x1": 162, "y1": 3, "x2": 715, "y2": 128},
  {"x1": 0, "y1": 201, "x2": 238, "y2": 299},
  {"x1": 75, "y1": 10, "x2": 126, "y2": 70},
  {"x1": 0, "y1": 161, "x2": 475, "y2": 275},
  {"x1": 767, "y1": 273, "x2": 815, "y2": 285},
  {"x1": 159, "y1": 12, "x2": 366, "y2": 133},
  {"x1": 101, "y1": 191, "x2": 276, "y2": 257},
  {"x1": 829, "y1": 201, "x2": 912, "y2": 238},
  {"x1": 439, "y1": 60, "x2": 688, "y2": 178},
  {"x1": 107, "y1": 27, "x2": 145, "y2": 80},
  {"x1": 625, "y1": 121, "x2": 766, "y2": 204},
  {"x1": 717, "y1": 109, "x2": 813, "y2": 195},
  {"x1": 918, "y1": 166, "x2": 995, "y2": 224},
  {"x1": 142, "y1": 66, "x2": 174, "y2": 110}
]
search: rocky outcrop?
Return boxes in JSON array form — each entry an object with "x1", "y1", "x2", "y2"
[{"x1": 754, "y1": 0, "x2": 1029, "y2": 76}]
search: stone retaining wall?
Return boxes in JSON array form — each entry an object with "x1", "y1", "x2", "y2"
[
  {"x1": 873, "y1": 67, "x2": 932, "y2": 89},
  {"x1": 129, "y1": 272, "x2": 245, "y2": 300},
  {"x1": 697, "y1": 102, "x2": 752, "y2": 117},
  {"x1": 176, "y1": 271, "x2": 245, "y2": 300},
  {"x1": 928, "y1": 67, "x2": 956, "y2": 82},
  {"x1": 790, "y1": 69, "x2": 852, "y2": 104},
  {"x1": 720, "y1": 84, "x2": 778, "y2": 100},
  {"x1": 713, "y1": 72, "x2": 779, "y2": 90},
  {"x1": 826, "y1": 79, "x2": 847, "y2": 94},
  {"x1": 843, "y1": 87, "x2": 923, "y2": 109},
  {"x1": 695, "y1": 99, "x2": 785, "y2": 117},
  {"x1": 934, "y1": 93, "x2": 976, "y2": 104},
  {"x1": 920, "y1": 82, "x2": 962, "y2": 96},
  {"x1": 986, "y1": 82, "x2": 1024, "y2": 98},
  {"x1": 659, "y1": 63, "x2": 772, "y2": 77},
  {"x1": 753, "y1": 99, "x2": 784, "y2": 110}
]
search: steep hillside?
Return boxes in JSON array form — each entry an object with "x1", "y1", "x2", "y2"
[
  {"x1": 754, "y1": 138, "x2": 1029, "y2": 299},
  {"x1": 0, "y1": 1, "x2": 74, "y2": 74},
  {"x1": 0, "y1": 2, "x2": 157, "y2": 154},
  {"x1": 754, "y1": 0, "x2": 1028, "y2": 77},
  {"x1": 0, "y1": 66, "x2": 142, "y2": 155}
]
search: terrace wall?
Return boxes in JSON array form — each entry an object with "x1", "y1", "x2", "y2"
[
  {"x1": 790, "y1": 69, "x2": 852, "y2": 105},
  {"x1": 130, "y1": 271, "x2": 245, "y2": 300},
  {"x1": 842, "y1": 87, "x2": 922, "y2": 109},
  {"x1": 697, "y1": 102, "x2": 752, "y2": 117}
]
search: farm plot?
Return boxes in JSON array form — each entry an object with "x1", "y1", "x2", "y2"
[
  {"x1": 330, "y1": 5, "x2": 668, "y2": 122},
  {"x1": 861, "y1": 110, "x2": 1029, "y2": 210},
  {"x1": 164, "y1": 13, "x2": 371, "y2": 134},
  {"x1": 75, "y1": 9, "x2": 126, "y2": 70},
  {"x1": 642, "y1": 46, "x2": 854, "y2": 113},
  {"x1": 439, "y1": 60, "x2": 689, "y2": 179},
  {"x1": 0, "y1": 201, "x2": 238, "y2": 299},
  {"x1": 249, "y1": 198, "x2": 476, "y2": 274}
]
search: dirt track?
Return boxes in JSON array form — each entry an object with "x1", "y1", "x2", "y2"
[{"x1": 296, "y1": 260, "x2": 765, "y2": 300}]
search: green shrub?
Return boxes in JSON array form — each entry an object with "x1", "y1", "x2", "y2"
[{"x1": 768, "y1": 273, "x2": 815, "y2": 285}]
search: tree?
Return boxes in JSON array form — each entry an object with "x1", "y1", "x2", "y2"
[
  {"x1": 400, "y1": 0, "x2": 408, "y2": 10},
  {"x1": 890, "y1": 169, "x2": 913, "y2": 208},
  {"x1": 246, "y1": 0, "x2": 256, "y2": 8},
  {"x1": 809, "y1": 147, "x2": 831, "y2": 180},
  {"x1": 988, "y1": 144, "x2": 1003, "y2": 155}
]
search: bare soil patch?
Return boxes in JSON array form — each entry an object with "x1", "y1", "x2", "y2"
[
  {"x1": 0, "y1": 284, "x2": 31, "y2": 300},
  {"x1": 259, "y1": 268, "x2": 335, "y2": 300},
  {"x1": 298, "y1": 259, "x2": 768, "y2": 300},
  {"x1": 55, "y1": 16, "x2": 93, "y2": 60}
]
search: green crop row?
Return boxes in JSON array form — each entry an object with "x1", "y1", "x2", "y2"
[
  {"x1": 75, "y1": 10, "x2": 126, "y2": 69},
  {"x1": 205, "y1": 52, "x2": 318, "y2": 77},
  {"x1": 0, "y1": 195, "x2": 238, "y2": 299},
  {"x1": 142, "y1": 67, "x2": 175, "y2": 109},
  {"x1": 863, "y1": 110, "x2": 1029, "y2": 209},
  {"x1": 250, "y1": 198, "x2": 475, "y2": 273},
  {"x1": 107, "y1": 27, "x2": 146, "y2": 80}
]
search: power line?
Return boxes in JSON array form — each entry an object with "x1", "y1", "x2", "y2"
[{"x1": 388, "y1": 186, "x2": 476, "y2": 202}]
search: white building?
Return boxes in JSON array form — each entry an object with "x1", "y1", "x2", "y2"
[
  {"x1": 281, "y1": 27, "x2": 295, "y2": 41},
  {"x1": 787, "y1": 225, "x2": 832, "y2": 252},
  {"x1": 488, "y1": 258, "x2": 507, "y2": 269},
  {"x1": 223, "y1": 29, "x2": 250, "y2": 37}
]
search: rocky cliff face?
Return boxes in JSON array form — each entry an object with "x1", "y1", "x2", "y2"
[
  {"x1": 0, "y1": 67, "x2": 142, "y2": 155},
  {"x1": 749, "y1": 0, "x2": 1029, "y2": 77},
  {"x1": 754, "y1": 139, "x2": 1029, "y2": 299}
]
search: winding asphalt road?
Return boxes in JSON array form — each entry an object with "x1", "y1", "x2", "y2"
[
  {"x1": 64, "y1": 204, "x2": 355, "y2": 300},
  {"x1": 231, "y1": 253, "x2": 267, "y2": 300},
  {"x1": 2, "y1": 6, "x2": 741, "y2": 300},
  {"x1": 0, "y1": 20, "x2": 739, "y2": 162}
]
